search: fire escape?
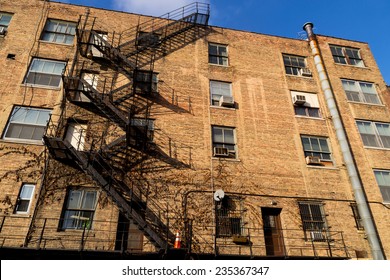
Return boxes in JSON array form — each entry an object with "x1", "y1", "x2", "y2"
[{"x1": 43, "y1": 3, "x2": 210, "y2": 251}]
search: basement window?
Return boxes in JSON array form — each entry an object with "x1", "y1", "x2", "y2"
[
  {"x1": 298, "y1": 201, "x2": 329, "y2": 242},
  {"x1": 41, "y1": 19, "x2": 76, "y2": 45},
  {"x1": 61, "y1": 188, "x2": 98, "y2": 230},
  {"x1": 330, "y1": 45, "x2": 364, "y2": 67},
  {"x1": 215, "y1": 196, "x2": 244, "y2": 237}
]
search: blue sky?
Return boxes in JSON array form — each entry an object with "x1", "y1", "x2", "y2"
[{"x1": 59, "y1": 0, "x2": 390, "y2": 85}]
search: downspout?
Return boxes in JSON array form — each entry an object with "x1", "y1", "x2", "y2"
[{"x1": 302, "y1": 22, "x2": 385, "y2": 260}]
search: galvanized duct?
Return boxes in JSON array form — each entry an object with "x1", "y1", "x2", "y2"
[{"x1": 302, "y1": 22, "x2": 385, "y2": 260}]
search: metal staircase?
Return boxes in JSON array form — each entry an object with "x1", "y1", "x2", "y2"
[{"x1": 44, "y1": 2, "x2": 209, "y2": 251}]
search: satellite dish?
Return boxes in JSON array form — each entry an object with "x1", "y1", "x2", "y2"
[{"x1": 214, "y1": 189, "x2": 225, "y2": 202}]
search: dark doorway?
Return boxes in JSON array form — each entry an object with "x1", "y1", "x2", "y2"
[{"x1": 262, "y1": 208, "x2": 285, "y2": 256}]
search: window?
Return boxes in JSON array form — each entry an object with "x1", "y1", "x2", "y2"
[
  {"x1": 24, "y1": 58, "x2": 66, "y2": 88},
  {"x1": 212, "y1": 126, "x2": 236, "y2": 158},
  {"x1": 215, "y1": 196, "x2": 244, "y2": 237},
  {"x1": 61, "y1": 188, "x2": 98, "y2": 230},
  {"x1": 41, "y1": 19, "x2": 76, "y2": 45},
  {"x1": 374, "y1": 170, "x2": 390, "y2": 203},
  {"x1": 330, "y1": 45, "x2": 364, "y2": 67},
  {"x1": 298, "y1": 202, "x2": 328, "y2": 242},
  {"x1": 291, "y1": 91, "x2": 321, "y2": 118},
  {"x1": 283, "y1": 54, "x2": 311, "y2": 77},
  {"x1": 128, "y1": 118, "x2": 155, "y2": 147},
  {"x1": 342, "y1": 80, "x2": 380, "y2": 104},
  {"x1": 209, "y1": 43, "x2": 228, "y2": 66},
  {"x1": 133, "y1": 70, "x2": 158, "y2": 94},
  {"x1": 356, "y1": 120, "x2": 390, "y2": 149},
  {"x1": 350, "y1": 203, "x2": 364, "y2": 230},
  {"x1": 0, "y1": 12, "x2": 12, "y2": 34},
  {"x1": 14, "y1": 184, "x2": 35, "y2": 214},
  {"x1": 3, "y1": 106, "x2": 51, "y2": 143},
  {"x1": 301, "y1": 136, "x2": 332, "y2": 163},
  {"x1": 210, "y1": 81, "x2": 234, "y2": 107}
]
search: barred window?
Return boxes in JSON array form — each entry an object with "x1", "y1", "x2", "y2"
[
  {"x1": 216, "y1": 196, "x2": 244, "y2": 237},
  {"x1": 298, "y1": 202, "x2": 328, "y2": 242}
]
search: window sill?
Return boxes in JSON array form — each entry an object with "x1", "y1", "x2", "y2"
[
  {"x1": 286, "y1": 74, "x2": 313, "y2": 79},
  {"x1": 212, "y1": 157, "x2": 240, "y2": 162},
  {"x1": 295, "y1": 115, "x2": 325, "y2": 120},
  {"x1": 21, "y1": 83, "x2": 62, "y2": 91},
  {"x1": 362, "y1": 146, "x2": 390, "y2": 151},
  {"x1": 0, "y1": 138, "x2": 45, "y2": 146},
  {"x1": 38, "y1": 40, "x2": 75, "y2": 47},
  {"x1": 306, "y1": 165, "x2": 339, "y2": 170},
  {"x1": 347, "y1": 101, "x2": 385, "y2": 107},
  {"x1": 333, "y1": 62, "x2": 368, "y2": 69},
  {"x1": 209, "y1": 63, "x2": 229, "y2": 67},
  {"x1": 210, "y1": 105, "x2": 236, "y2": 111}
]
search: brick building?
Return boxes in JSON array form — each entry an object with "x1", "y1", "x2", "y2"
[{"x1": 0, "y1": 0, "x2": 389, "y2": 259}]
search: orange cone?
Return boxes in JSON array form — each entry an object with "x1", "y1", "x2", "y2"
[{"x1": 174, "y1": 231, "x2": 181, "y2": 248}]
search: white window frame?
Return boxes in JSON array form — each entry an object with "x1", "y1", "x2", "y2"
[
  {"x1": 291, "y1": 91, "x2": 321, "y2": 118},
  {"x1": 373, "y1": 170, "x2": 390, "y2": 204},
  {"x1": 283, "y1": 54, "x2": 310, "y2": 77},
  {"x1": 356, "y1": 120, "x2": 390, "y2": 149},
  {"x1": 209, "y1": 43, "x2": 228, "y2": 66},
  {"x1": 41, "y1": 19, "x2": 76, "y2": 45},
  {"x1": 212, "y1": 126, "x2": 237, "y2": 158},
  {"x1": 210, "y1": 80, "x2": 233, "y2": 107},
  {"x1": 24, "y1": 58, "x2": 66, "y2": 88},
  {"x1": 341, "y1": 79, "x2": 381, "y2": 105},
  {"x1": 0, "y1": 12, "x2": 12, "y2": 32},
  {"x1": 3, "y1": 106, "x2": 51, "y2": 144},
  {"x1": 330, "y1": 45, "x2": 364, "y2": 67},
  {"x1": 61, "y1": 188, "x2": 98, "y2": 230},
  {"x1": 15, "y1": 184, "x2": 35, "y2": 214}
]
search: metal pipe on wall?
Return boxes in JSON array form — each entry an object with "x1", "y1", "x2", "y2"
[{"x1": 302, "y1": 22, "x2": 385, "y2": 260}]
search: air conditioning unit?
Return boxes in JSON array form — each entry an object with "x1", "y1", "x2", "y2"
[
  {"x1": 310, "y1": 231, "x2": 325, "y2": 242},
  {"x1": 0, "y1": 27, "x2": 6, "y2": 35},
  {"x1": 300, "y1": 68, "x2": 312, "y2": 77},
  {"x1": 213, "y1": 147, "x2": 229, "y2": 157},
  {"x1": 306, "y1": 156, "x2": 322, "y2": 165},
  {"x1": 293, "y1": 95, "x2": 306, "y2": 105},
  {"x1": 219, "y1": 96, "x2": 235, "y2": 107}
]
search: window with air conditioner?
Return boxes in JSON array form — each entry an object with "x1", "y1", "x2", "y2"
[
  {"x1": 342, "y1": 79, "x2": 381, "y2": 105},
  {"x1": 41, "y1": 19, "x2": 76, "y2": 45},
  {"x1": 0, "y1": 12, "x2": 12, "y2": 35},
  {"x1": 210, "y1": 80, "x2": 234, "y2": 107},
  {"x1": 298, "y1": 202, "x2": 328, "y2": 242},
  {"x1": 283, "y1": 54, "x2": 311, "y2": 77},
  {"x1": 215, "y1": 196, "x2": 244, "y2": 237},
  {"x1": 212, "y1": 126, "x2": 237, "y2": 159},
  {"x1": 291, "y1": 91, "x2": 321, "y2": 118},
  {"x1": 330, "y1": 45, "x2": 364, "y2": 67},
  {"x1": 301, "y1": 135, "x2": 333, "y2": 166}
]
